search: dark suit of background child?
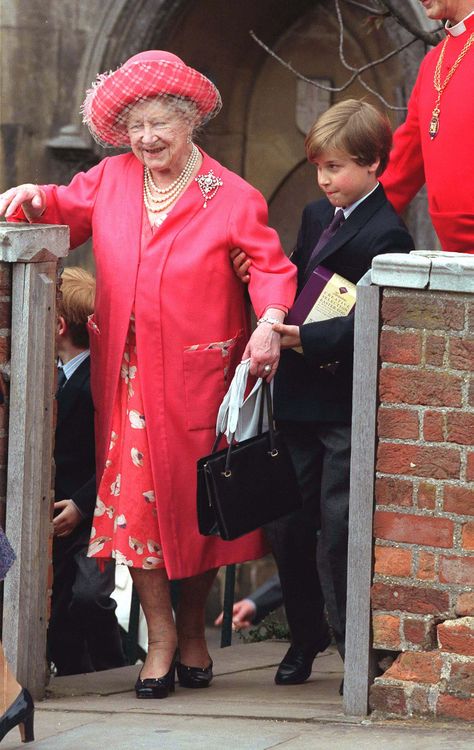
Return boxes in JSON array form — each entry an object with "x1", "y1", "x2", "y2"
[{"x1": 49, "y1": 349, "x2": 125, "y2": 675}]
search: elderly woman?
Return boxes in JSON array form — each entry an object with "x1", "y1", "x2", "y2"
[{"x1": 0, "y1": 50, "x2": 296, "y2": 698}]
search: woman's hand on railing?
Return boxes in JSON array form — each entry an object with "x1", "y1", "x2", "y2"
[{"x1": 0, "y1": 184, "x2": 46, "y2": 221}]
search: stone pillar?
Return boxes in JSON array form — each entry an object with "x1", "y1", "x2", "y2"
[
  {"x1": 368, "y1": 251, "x2": 474, "y2": 722},
  {"x1": 0, "y1": 222, "x2": 69, "y2": 699}
]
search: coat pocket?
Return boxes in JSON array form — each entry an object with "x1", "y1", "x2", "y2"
[{"x1": 183, "y1": 329, "x2": 244, "y2": 431}]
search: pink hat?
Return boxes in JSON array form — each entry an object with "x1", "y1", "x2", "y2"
[{"x1": 81, "y1": 50, "x2": 222, "y2": 147}]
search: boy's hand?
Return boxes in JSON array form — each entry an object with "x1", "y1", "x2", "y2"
[
  {"x1": 214, "y1": 599, "x2": 257, "y2": 630},
  {"x1": 230, "y1": 247, "x2": 251, "y2": 284},
  {"x1": 53, "y1": 499, "x2": 82, "y2": 537},
  {"x1": 272, "y1": 322, "x2": 301, "y2": 349}
]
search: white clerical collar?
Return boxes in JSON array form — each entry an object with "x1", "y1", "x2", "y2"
[
  {"x1": 446, "y1": 10, "x2": 474, "y2": 36},
  {"x1": 341, "y1": 182, "x2": 379, "y2": 220}
]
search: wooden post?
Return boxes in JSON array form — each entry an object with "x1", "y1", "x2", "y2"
[
  {"x1": 343, "y1": 283, "x2": 381, "y2": 716},
  {"x1": 0, "y1": 223, "x2": 69, "y2": 699}
]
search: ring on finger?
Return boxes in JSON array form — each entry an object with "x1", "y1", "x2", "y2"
[{"x1": 263, "y1": 364, "x2": 272, "y2": 373}]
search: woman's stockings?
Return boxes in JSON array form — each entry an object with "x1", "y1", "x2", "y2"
[
  {"x1": 130, "y1": 567, "x2": 177, "y2": 679},
  {"x1": 176, "y1": 568, "x2": 218, "y2": 667},
  {"x1": 0, "y1": 641, "x2": 21, "y2": 714}
]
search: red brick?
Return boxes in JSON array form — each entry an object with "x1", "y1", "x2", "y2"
[
  {"x1": 0, "y1": 335, "x2": 10, "y2": 364},
  {"x1": 439, "y1": 555, "x2": 474, "y2": 585},
  {"x1": 374, "y1": 511, "x2": 454, "y2": 548},
  {"x1": 425, "y1": 334, "x2": 446, "y2": 366},
  {"x1": 448, "y1": 660, "x2": 474, "y2": 697},
  {"x1": 0, "y1": 301, "x2": 11, "y2": 329},
  {"x1": 371, "y1": 582, "x2": 449, "y2": 615},
  {"x1": 446, "y1": 412, "x2": 474, "y2": 446},
  {"x1": 469, "y1": 301, "x2": 474, "y2": 332},
  {"x1": 403, "y1": 617, "x2": 437, "y2": 648},
  {"x1": 377, "y1": 443, "x2": 461, "y2": 480},
  {"x1": 381, "y1": 295, "x2": 465, "y2": 331},
  {"x1": 374, "y1": 546, "x2": 412, "y2": 577},
  {"x1": 422, "y1": 410, "x2": 445, "y2": 442},
  {"x1": 437, "y1": 694, "x2": 474, "y2": 721},
  {"x1": 467, "y1": 302, "x2": 474, "y2": 331},
  {"x1": 462, "y1": 521, "x2": 474, "y2": 550},
  {"x1": 369, "y1": 682, "x2": 407, "y2": 715},
  {"x1": 443, "y1": 485, "x2": 474, "y2": 516},
  {"x1": 449, "y1": 337, "x2": 474, "y2": 371},
  {"x1": 409, "y1": 686, "x2": 432, "y2": 716},
  {"x1": 375, "y1": 477, "x2": 413, "y2": 508},
  {"x1": 384, "y1": 651, "x2": 442, "y2": 684},
  {"x1": 456, "y1": 592, "x2": 474, "y2": 617},
  {"x1": 469, "y1": 378, "x2": 474, "y2": 408},
  {"x1": 0, "y1": 265, "x2": 11, "y2": 295},
  {"x1": 417, "y1": 551, "x2": 437, "y2": 581},
  {"x1": 418, "y1": 482, "x2": 437, "y2": 510},
  {"x1": 378, "y1": 407, "x2": 419, "y2": 439},
  {"x1": 373, "y1": 613, "x2": 401, "y2": 649},
  {"x1": 379, "y1": 367, "x2": 463, "y2": 408},
  {"x1": 438, "y1": 618, "x2": 474, "y2": 656},
  {"x1": 379, "y1": 330, "x2": 422, "y2": 365},
  {"x1": 468, "y1": 452, "x2": 474, "y2": 482}
]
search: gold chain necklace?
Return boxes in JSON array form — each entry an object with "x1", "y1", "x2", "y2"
[{"x1": 430, "y1": 32, "x2": 474, "y2": 139}]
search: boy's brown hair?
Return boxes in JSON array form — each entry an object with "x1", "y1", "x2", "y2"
[
  {"x1": 305, "y1": 99, "x2": 392, "y2": 176},
  {"x1": 58, "y1": 266, "x2": 96, "y2": 349}
]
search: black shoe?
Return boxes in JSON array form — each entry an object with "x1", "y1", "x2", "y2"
[
  {"x1": 176, "y1": 659, "x2": 213, "y2": 689},
  {"x1": 0, "y1": 688, "x2": 35, "y2": 743},
  {"x1": 275, "y1": 632, "x2": 331, "y2": 685},
  {"x1": 135, "y1": 651, "x2": 177, "y2": 699}
]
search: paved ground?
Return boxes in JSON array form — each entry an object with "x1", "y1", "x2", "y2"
[{"x1": 2, "y1": 639, "x2": 473, "y2": 749}]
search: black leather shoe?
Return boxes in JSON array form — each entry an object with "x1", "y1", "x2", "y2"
[
  {"x1": 176, "y1": 660, "x2": 213, "y2": 688},
  {"x1": 0, "y1": 688, "x2": 35, "y2": 743},
  {"x1": 135, "y1": 651, "x2": 177, "y2": 699},
  {"x1": 275, "y1": 632, "x2": 331, "y2": 685}
]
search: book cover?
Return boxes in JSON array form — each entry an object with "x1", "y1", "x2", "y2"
[
  {"x1": 286, "y1": 265, "x2": 356, "y2": 355},
  {"x1": 286, "y1": 265, "x2": 356, "y2": 327}
]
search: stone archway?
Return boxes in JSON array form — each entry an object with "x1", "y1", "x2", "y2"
[{"x1": 82, "y1": 0, "x2": 433, "y2": 250}]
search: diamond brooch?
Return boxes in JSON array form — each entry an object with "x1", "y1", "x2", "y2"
[{"x1": 195, "y1": 169, "x2": 223, "y2": 208}]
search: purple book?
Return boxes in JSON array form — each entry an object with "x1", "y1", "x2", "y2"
[{"x1": 286, "y1": 264, "x2": 357, "y2": 328}]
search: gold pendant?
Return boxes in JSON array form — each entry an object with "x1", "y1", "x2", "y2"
[{"x1": 429, "y1": 110, "x2": 439, "y2": 139}]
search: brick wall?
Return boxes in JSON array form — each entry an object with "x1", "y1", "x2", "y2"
[{"x1": 369, "y1": 288, "x2": 474, "y2": 721}]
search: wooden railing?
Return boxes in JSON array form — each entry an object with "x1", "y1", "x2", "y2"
[{"x1": 1, "y1": 222, "x2": 69, "y2": 699}]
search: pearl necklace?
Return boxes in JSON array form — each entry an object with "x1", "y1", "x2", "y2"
[{"x1": 143, "y1": 144, "x2": 199, "y2": 214}]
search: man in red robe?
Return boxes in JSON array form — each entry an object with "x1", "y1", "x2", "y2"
[{"x1": 381, "y1": 1, "x2": 474, "y2": 253}]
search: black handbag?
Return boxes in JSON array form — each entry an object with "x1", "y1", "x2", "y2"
[{"x1": 197, "y1": 381, "x2": 303, "y2": 541}]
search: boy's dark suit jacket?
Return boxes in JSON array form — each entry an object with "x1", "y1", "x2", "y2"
[
  {"x1": 274, "y1": 184, "x2": 415, "y2": 424},
  {"x1": 54, "y1": 355, "x2": 96, "y2": 523}
]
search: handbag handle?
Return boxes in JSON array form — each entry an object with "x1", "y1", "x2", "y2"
[{"x1": 221, "y1": 381, "x2": 277, "y2": 477}]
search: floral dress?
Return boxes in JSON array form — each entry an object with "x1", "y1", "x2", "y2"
[
  {"x1": 88, "y1": 216, "x2": 165, "y2": 570},
  {"x1": 88, "y1": 312, "x2": 164, "y2": 569}
]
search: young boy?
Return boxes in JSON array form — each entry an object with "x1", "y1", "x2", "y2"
[
  {"x1": 234, "y1": 99, "x2": 414, "y2": 689},
  {"x1": 49, "y1": 266, "x2": 125, "y2": 675}
]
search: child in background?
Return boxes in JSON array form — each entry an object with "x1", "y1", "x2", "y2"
[{"x1": 49, "y1": 267, "x2": 125, "y2": 675}]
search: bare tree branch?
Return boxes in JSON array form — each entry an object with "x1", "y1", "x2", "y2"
[
  {"x1": 342, "y1": 0, "x2": 387, "y2": 16},
  {"x1": 380, "y1": 0, "x2": 443, "y2": 46},
  {"x1": 250, "y1": 0, "x2": 443, "y2": 112}
]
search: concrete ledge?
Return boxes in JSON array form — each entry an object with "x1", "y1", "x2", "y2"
[
  {"x1": 0, "y1": 221, "x2": 69, "y2": 263},
  {"x1": 371, "y1": 250, "x2": 474, "y2": 293},
  {"x1": 371, "y1": 253, "x2": 431, "y2": 289}
]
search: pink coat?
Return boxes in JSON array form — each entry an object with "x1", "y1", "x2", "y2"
[{"x1": 32, "y1": 150, "x2": 296, "y2": 578}]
